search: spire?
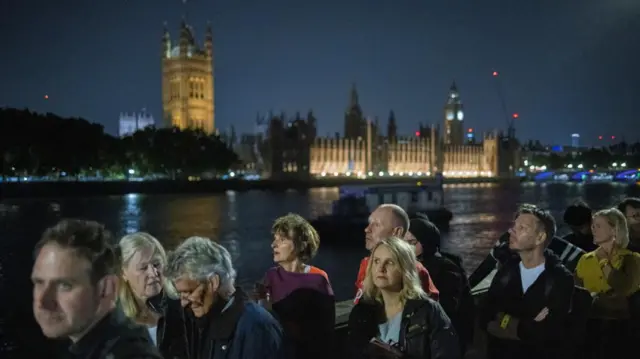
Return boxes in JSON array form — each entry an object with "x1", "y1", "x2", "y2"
[
  {"x1": 349, "y1": 83, "x2": 359, "y2": 108},
  {"x1": 162, "y1": 22, "x2": 171, "y2": 58},
  {"x1": 450, "y1": 81, "x2": 458, "y2": 92},
  {"x1": 205, "y1": 21, "x2": 213, "y2": 57}
]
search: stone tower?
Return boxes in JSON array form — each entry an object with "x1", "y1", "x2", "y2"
[
  {"x1": 161, "y1": 20, "x2": 215, "y2": 134},
  {"x1": 443, "y1": 81, "x2": 464, "y2": 146}
]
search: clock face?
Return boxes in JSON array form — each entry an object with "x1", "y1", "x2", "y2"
[
  {"x1": 446, "y1": 111, "x2": 454, "y2": 120},
  {"x1": 457, "y1": 110, "x2": 464, "y2": 121}
]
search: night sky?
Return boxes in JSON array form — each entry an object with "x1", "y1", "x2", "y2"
[{"x1": 1, "y1": 0, "x2": 638, "y2": 146}]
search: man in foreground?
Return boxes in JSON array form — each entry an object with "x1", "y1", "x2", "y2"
[{"x1": 31, "y1": 219, "x2": 161, "y2": 359}]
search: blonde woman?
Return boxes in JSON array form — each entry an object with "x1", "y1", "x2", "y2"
[
  {"x1": 119, "y1": 232, "x2": 188, "y2": 359},
  {"x1": 574, "y1": 208, "x2": 640, "y2": 358},
  {"x1": 347, "y1": 236, "x2": 460, "y2": 359}
]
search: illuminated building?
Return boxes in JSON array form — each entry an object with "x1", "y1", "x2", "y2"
[
  {"x1": 443, "y1": 82, "x2": 464, "y2": 145},
  {"x1": 255, "y1": 84, "x2": 511, "y2": 179},
  {"x1": 571, "y1": 133, "x2": 580, "y2": 147},
  {"x1": 466, "y1": 128, "x2": 476, "y2": 144},
  {"x1": 118, "y1": 109, "x2": 155, "y2": 137},
  {"x1": 161, "y1": 19, "x2": 215, "y2": 134}
]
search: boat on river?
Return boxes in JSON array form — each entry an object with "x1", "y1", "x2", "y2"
[{"x1": 311, "y1": 176, "x2": 453, "y2": 244}]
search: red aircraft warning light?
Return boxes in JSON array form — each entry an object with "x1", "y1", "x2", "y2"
[
  {"x1": 512, "y1": 113, "x2": 519, "y2": 119},
  {"x1": 598, "y1": 136, "x2": 603, "y2": 140},
  {"x1": 44, "y1": 95, "x2": 49, "y2": 99},
  {"x1": 415, "y1": 131, "x2": 420, "y2": 137},
  {"x1": 492, "y1": 71, "x2": 498, "y2": 77},
  {"x1": 468, "y1": 128, "x2": 473, "y2": 133},
  {"x1": 611, "y1": 136, "x2": 616, "y2": 140}
]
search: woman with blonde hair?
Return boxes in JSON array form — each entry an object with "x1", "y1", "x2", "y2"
[
  {"x1": 348, "y1": 236, "x2": 460, "y2": 359},
  {"x1": 119, "y1": 232, "x2": 188, "y2": 359},
  {"x1": 574, "y1": 208, "x2": 640, "y2": 358}
]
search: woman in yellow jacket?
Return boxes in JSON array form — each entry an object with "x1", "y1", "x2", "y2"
[{"x1": 575, "y1": 207, "x2": 640, "y2": 357}]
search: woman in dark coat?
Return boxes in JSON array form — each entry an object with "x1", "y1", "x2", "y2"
[{"x1": 348, "y1": 236, "x2": 461, "y2": 359}]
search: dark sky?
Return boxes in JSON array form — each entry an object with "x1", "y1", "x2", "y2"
[{"x1": 1, "y1": 0, "x2": 639, "y2": 146}]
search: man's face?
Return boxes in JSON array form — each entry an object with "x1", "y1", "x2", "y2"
[
  {"x1": 403, "y1": 231, "x2": 423, "y2": 257},
  {"x1": 508, "y1": 213, "x2": 545, "y2": 252},
  {"x1": 31, "y1": 243, "x2": 101, "y2": 341},
  {"x1": 624, "y1": 205, "x2": 640, "y2": 227},
  {"x1": 364, "y1": 207, "x2": 401, "y2": 251},
  {"x1": 174, "y1": 276, "x2": 217, "y2": 318}
]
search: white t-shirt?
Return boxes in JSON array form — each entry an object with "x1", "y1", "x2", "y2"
[
  {"x1": 148, "y1": 326, "x2": 158, "y2": 346},
  {"x1": 519, "y1": 261, "x2": 545, "y2": 293}
]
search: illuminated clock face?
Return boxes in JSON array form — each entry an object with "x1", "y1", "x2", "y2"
[
  {"x1": 457, "y1": 110, "x2": 464, "y2": 121},
  {"x1": 446, "y1": 110, "x2": 454, "y2": 120}
]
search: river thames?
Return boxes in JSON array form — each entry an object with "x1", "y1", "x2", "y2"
[{"x1": 0, "y1": 181, "x2": 638, "y2": 356}]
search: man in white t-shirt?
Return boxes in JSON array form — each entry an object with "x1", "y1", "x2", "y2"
[{"x1": 479, "y1": 204, "x2": 575, "y2": 359}]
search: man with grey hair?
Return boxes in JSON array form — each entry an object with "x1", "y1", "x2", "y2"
[
  {"x1": 166, "y1": 237, "x2": 285, "y2": 359},
  {"x1": 353, "y1": 204, "x2": 439, "y2": 303}
]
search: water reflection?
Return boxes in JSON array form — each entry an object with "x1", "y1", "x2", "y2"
[
  {"x1": 1, "y1": 183, "x2": 639, "y2": 301},
  {"x1": 123, "y1": 194, "x2": 141, "y2": 234}
]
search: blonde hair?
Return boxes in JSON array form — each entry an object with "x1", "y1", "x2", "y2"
[
  {"x1": 594, "y1": 208, "x2": 629, "y2": 249},
  {"x1": 362, "y1": 236, "x2": 427, "y2": 304},
  {"x1": 118, "y1": 232, "x2": 177, "y2": 319}
]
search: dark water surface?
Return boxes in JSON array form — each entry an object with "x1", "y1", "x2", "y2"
[{"x1": 1, "y1": 182, "x2": 638, "y2": 357}]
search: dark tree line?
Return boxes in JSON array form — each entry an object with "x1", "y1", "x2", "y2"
[{"x1": 0, "y1": 108, "x2": 238, "y2": 179}]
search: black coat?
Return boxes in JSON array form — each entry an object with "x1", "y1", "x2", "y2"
[
  {"x1": 67, "y1": 308, "x2": 162, "y2": 359},
  {"x1": 348, "y1": 297, "x2": 461, "y2": 359},
  {"x1": 479, "y1": 250, "x2": 574, "y2": 359},
  {"x1": 147, "y1": 291, "x2": 190, "y2": 359}
]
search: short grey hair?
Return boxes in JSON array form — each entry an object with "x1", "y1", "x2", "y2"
[
  {"x1": 379, "y1": 204, "x2": 410, "y2": 236},
  {"x1": 165, "y1": 237, "x2": 237, "y2": 294}
]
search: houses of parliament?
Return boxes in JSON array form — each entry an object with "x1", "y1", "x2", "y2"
[
  {"x1": 256, "y1": 83, "x2": 519, "y2": 180},
  {"x1": 160, "y1": 19, "x2": 518, "y2": 179}
]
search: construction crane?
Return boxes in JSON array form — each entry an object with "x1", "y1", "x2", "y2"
[{"x1": 492, "y1": 71, "x2": 517, "y2": 139}]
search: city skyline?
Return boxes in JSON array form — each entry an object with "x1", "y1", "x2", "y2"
[{"x1": 1, "y1": 0, "x2": 639, "y2": 146}]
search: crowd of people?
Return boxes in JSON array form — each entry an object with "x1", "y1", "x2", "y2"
[{"x1": 28, "y1": 197, "x2": 640, "y2": 359}]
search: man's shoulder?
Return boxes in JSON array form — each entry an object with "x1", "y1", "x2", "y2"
[
  {"x1": 239, "y1": 302, "x2": 281, "y2": 329},
  {"x1": 107, "y1": 325, "x2": 162, "y2": 359}
]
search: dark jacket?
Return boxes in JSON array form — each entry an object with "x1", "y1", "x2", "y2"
[
  {"x1": 185, "y1": 288, "x2": 285, "y2": 359},
  {"x1": 147, "y1": 291, "x2": 190, "y2": 359},
  {"x1": 348, "y1": 297, "x2": 461, "y2": 359},
  {"x1": 421, "y1": 253, "x2": 475, "y2": 353},
  {"x1": 67, "y1": 307, "x2": 162, "y2": 359},
  {"x1": 479, "y1": 250, "x2": 574, "y2": 359},
  {"x1": 562, "y1": 232, "x2": 596, "y2": 253}
]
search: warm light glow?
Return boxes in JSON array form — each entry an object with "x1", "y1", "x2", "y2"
[
  {"x1": 598, "y1": 136, "x2": 603, "y2": 140},
  {"x1": 44, "y1": 95, "x2": 49, "y2": 99},
  {"x1": 492, "y1": 71, "x2": 498, "y2": 77},
  {"x1": 512, "y1": 113, "x2": 519, "y2": 119},
  {"x1": 468, "y1": 128, "x2": 473, "y2": 132}
]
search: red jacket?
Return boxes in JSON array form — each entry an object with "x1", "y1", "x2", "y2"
[{"x1": 353, "y1": 256, "x2": 440, "y2": 303}]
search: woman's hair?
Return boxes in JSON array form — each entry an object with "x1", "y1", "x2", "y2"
[
  {"x1": 118, "y1": 232, "x2": 176, "y2": 319},
  {"x1": 594, "y1": 208, "x2": 629, "y2": 249},
  {"x1": 362, "y1": 236, "x2": 427, "y2": 304},
  {"x1": 271, "y1": 213, "x2": 320, "y2": 263}
]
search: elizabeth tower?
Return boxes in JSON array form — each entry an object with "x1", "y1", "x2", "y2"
[{"x1": 161, "y1": 20, "x2": 215, "y2": 134}]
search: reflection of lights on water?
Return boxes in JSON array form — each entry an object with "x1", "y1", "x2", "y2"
[{"x1": 123, "y1": 193, "x2": 141, "y2": 234}]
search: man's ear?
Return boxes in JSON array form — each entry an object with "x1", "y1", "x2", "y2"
[
  {"x1": 536, "y1": 232, "x2": 547, "y2": 246},
  {"x1": 392, "y1": 227, "x2": 403, "y2": 237},
  {"x1": 207, "y1": 274, "x2": 220, "y2": 293},
  {"x1": 98, "y1": 275, "x2": 118, "y2": 299}
]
